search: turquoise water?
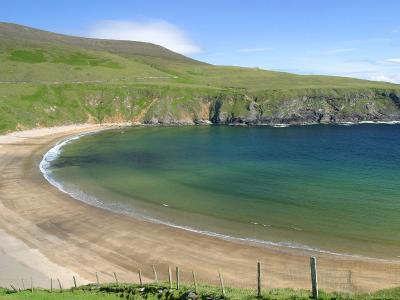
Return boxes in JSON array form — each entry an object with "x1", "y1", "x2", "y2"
[{"x1": 46, "y1": 125, "x2": 400, "y2": 259}]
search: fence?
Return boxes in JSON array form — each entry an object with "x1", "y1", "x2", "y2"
[{"x1": 2, "y1": 256, "x2": 400, "y2": 298}]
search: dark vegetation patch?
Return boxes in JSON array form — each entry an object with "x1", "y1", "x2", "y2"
[
  {"x1": 51, "y1": 52, "x2": 122, "y2": 69},
  {"x1": 8, "y1": 49, "x2": 121, "y2": 69},
  {"x1": 8, "y1": 49, "x2": 46, "y2": 63}
]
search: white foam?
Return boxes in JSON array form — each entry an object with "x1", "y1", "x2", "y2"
[
  {"x1": 359, "y1": 120, "x2": 400, "y2": 125},
  {"x1": 338, "y1": 121, "x2": 400, "y2": 126},
  {"x1": 291, "y1": 226, "x2": 303, "y2": 231},
  {"x1": 141, "y1": 216, "x2": 398, "y2": 262},
  {"x1": 271, "y1": 124, "x2": 290, "y2": 128},
  {"x1": 263, "y1": 121, "x2": 400, "y2": 127}
]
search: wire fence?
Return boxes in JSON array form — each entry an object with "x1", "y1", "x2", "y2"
[{"x1": 1, "y1": 256, "x2": 400, "y2": 298}]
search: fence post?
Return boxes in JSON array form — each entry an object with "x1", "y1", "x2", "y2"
[
  {"x1": 257, "y1": 262, "x2": 262, "y2": 298},
  {"x1": 113, "y1": 272, "x2": 119, "y2": 285},
  {"x1": 73, "y1": 276, "x2": 77, "y2": 288},
  {"x1": 152, "y1": 265, "x2": 158, "y2": 283},
  {"x1": 50, "y1": 278, "x2": 53, "y2": 292},
  {"x1": 21, "y1": 279, "x2": 25, "y2": 290},
  {"x1": 192, "y1": 270, "x2": 198, "y2": 294},
  {"x1": 176, "y1": 266, "x2": 180, "y2": 289},
  {"x1": 168, "y1": 266, "x2": 172, "y2": 289},
  {"x1": 310, "y1": 256, "x2": 318, "y2": 299},
  {"x1": 96, "y1": 272, "x2": 100, "y2": 287},
  {"x1": 30, "y1": 277, "x2": 33, "y2": 292},
  {"x1": 138, "y1": 270, "x2": 143, "y2": 286},
  {"x1": 347, "y1": 270, "x2": 353, "y2": 289},
  {"x1": 10, "y1": 284, "x2": 18, "y2": 292},
  {"x1": 219, "y1": 271, "x2": 226, "y2": 297},
  {"x1": 57, "y1": 279, "x2": 62, "y2": 292}
]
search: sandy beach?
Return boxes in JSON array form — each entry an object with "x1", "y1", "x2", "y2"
[{"x1": 0, "y1": 124, "x2": 399, "y2": 293}]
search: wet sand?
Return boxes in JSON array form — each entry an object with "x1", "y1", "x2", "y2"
[{"x1": 0, "y1": 124, "x2": 399, "y2": 292}]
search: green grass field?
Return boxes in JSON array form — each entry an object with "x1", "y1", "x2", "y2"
[{"x1": 1, "y1": 283, "x2": 400, "y2": 300}]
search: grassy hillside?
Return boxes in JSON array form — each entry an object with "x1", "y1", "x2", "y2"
[
  {"x1": 0, "y1": 22, "x2": 400, "y2": 133},
  {"x1": 1, "y1": 283, "x2": 400, "y2": 300}
]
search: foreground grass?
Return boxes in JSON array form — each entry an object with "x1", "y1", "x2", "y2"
[{"x1": 1, "y1": 283, "x2": 400, "y2": 300}]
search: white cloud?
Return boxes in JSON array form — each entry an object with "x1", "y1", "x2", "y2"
[
  {"x1": 277, "y1": 58, "x2": 400, "y2": 84},
  {"x1": 342, "y1": 38, "x2": 394, "y2": 45},
  {"x1": 331, "y1": 69, "x2": 400, "y2": 84},
  {"x1": 385, "y1": 58, "x2": 400, "y2": 64},
  {"x1": 237, "y1": 47, "x2": 272, "y2": 53},
  {"x1": 369, "y1": 74, "x2": 399, "y2": 83},
  {"x1": 308, "y1": 48, "x2": 356, "y2": 55},
  {"x1": 87, "y1": 20, "x2": 201, "y2": 55},
  {"x1": 392, "y1": 29, "x2": 399, "y2": 33},
  {"x1": 325, "y1": 48, "x2": 356, "y2": 54}
]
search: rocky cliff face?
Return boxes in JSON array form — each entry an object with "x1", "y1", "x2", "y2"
[
  {"x1": 141, "y1": 89, "x2": 400, "y2": 126},
  {"x1": 3, "y1": 85, "x2": 400, "y2": 134}
]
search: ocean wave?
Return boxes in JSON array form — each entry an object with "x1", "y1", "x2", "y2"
[
  {"x1": 39, "y1": 129, "x2": 111, "y2": 208},
  {"x1": 271, "y1": 124, "x2": 290, "y2": 128},
  {"x1": 337, "y1": 121, "x2": 400, "y2": 126},
  {"x1": 266, "y1": 121, "x2": 400, "y2": 127},
  {"x1": 140, "y1": 215, "x2": 396, "y2": 262}
]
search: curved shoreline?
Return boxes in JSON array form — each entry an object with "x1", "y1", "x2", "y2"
[
  {"x1": 39, "y1": 128, "x2": 398, "y2": 263},
  {"x1": 0, "y1": 124, "x2": 400, "y2": 292}
]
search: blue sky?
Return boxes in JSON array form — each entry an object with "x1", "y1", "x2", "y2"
[{"x1": 2, "y1": 0, "x2": 400, "y2": 82}]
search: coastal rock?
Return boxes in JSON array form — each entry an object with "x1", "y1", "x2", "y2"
[{"x1": 194, "y1": 119, "x2": 212, "y2": 125}]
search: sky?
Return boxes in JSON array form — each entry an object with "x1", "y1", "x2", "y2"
[{"x1": 2, "y1": 0, "x2": 400, "y2": 83}]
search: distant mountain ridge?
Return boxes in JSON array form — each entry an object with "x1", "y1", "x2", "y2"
[
  {"x1": 0, "y1": 22, "x2": 200, "y2": 63},
  {"x1": 0, "y1": 22, "x2": 399, "y2": 133}
]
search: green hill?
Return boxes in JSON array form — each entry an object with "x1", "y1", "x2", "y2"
[{"x1": 1, "y1": 22, "x2": 400, "y2": 133}]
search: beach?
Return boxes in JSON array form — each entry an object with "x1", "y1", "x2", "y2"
[{"x1": 0, "y1": 124, "x2": 399, "y2": 292}]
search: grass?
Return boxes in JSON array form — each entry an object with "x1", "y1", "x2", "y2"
[
  {"x1": 1, "y1": 283, "x2": 400, "y2": 300},
  {"x1": 8, "y1": 49, "x2": 46, "y2": 63}
]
